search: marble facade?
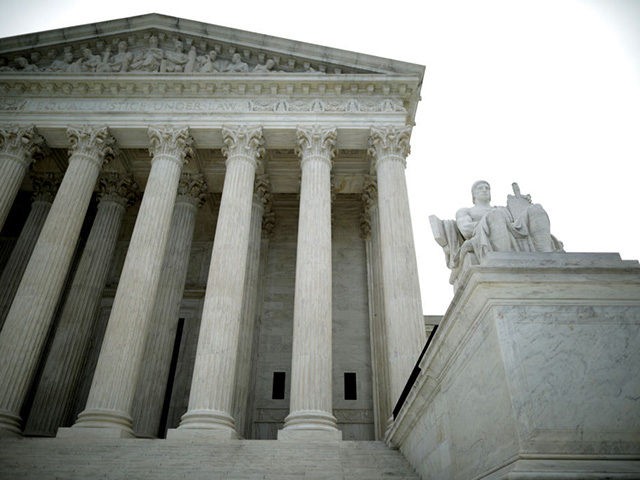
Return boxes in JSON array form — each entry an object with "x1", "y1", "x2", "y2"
[
  {"x1": 0, "y1": 14, "x2": 425, "y2": 443},
  {"x1": 388, "y1": 253, "x2": 640, "y2": 479},
  {"x1": 1, "y1": 13, "x2": 638, "y2": 480}
]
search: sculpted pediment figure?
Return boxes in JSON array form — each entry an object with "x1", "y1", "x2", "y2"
[
  {"x1": 0, "y1": 14, "x2": 424, "y2": 77},
  {"x1": 430, "y1": 181, "x2": 564, "y2": 287}
]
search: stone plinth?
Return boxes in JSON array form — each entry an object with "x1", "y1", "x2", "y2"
[{"x1": 388, "y1": 252, "x2": 640, "y2": 480}]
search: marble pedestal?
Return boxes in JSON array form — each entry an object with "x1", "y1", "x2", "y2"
[{"x1": 388, "y1": 253, "x2": 640, "y2": 480}]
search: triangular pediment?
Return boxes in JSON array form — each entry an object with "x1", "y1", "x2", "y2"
[{"x1": 0, "y1": 13, "x2": 424, "y2": 77}]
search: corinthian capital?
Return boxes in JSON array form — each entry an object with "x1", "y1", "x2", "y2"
[
  {"x1": 254, "y1": 174, "x2": 272, "y2": 206},
  {"x1": 31, "y1": 172, "x2": 63, "y2": 203},
  {"x1": 176, "y1": 173, "x2": 208, "y2": 207},
  {"x1": 295, "y1": 125, "x2": 337, "y2": 167},
  {"x1": 360, "y1": 175, "x2": 379, "y2": 239},
  {"x1": 97, "y1": 172, "x2": 140, "y2": 208},
  {"x1": 148, "y1": 126, "x2": 194, "y2": 164},
  {"x1": 67, "y1": 126, "x2": 116, "y2": 167},
  {"x1": 368, "y1": 126, "x2": 412, "y2": 167},
  {"x1": 221, "y1": 125, "x2": 264, "y2": 168},
  {"x1": 0, "y1": 126, "x2": 46, "y2": 166}
]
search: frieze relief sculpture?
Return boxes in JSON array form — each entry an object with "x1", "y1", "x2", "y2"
[
  {"x1": 0, "y1": 33, "x2": 349, "y2": 74},
  {"x1": 430, "y1": 181, "x2": 564, "y2": 287}
]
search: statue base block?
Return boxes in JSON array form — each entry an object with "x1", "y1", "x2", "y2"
[{"x1": 388, "y1": 253, "x2": 640, "y2": 480}]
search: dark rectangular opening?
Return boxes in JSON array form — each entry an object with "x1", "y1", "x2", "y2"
[
  {"x1": 158, "y1": 317, "x2": 184, "y2": 438},
  {"x1": 344, "y1": 372, "x2": 357, "y2": 400},
  {"x1": 272, "y1": 371, "x2": 285, "y2": 399}
]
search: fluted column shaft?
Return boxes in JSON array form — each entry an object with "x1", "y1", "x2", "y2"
[
  {"x1": 176, "y1": 126, "x2": 263, "y2": 436},
  {"x1": 369, "y1": 126, "x2": 426, "y2": 411},
  {"x1": 0, "y1": 173, "x2": 61, "y2": 331},
  {"x1": 132, "y1": 173, "x2": 205, "y2": 438},
  {"x1": 283, "y1": 126, "x2": 338, "y2": 433},
  {"x1": 232, "y1": 176, "x2": 269, "y2": 438},
  {"x1": 362, "y1": 179, "x2": 391, "y2": 440},
  {"x1": 0, "y1": 126, "x2": 112, "y2": 435},
  {"x1": 24, "y1": 174, "x2": 137, "y2": 436},
  {"x1": 0, "y1": 126, "x2": 43, "y2": 230},
  {"x1": 71, "y1": 127, "x2": 191, "y2": 436}
]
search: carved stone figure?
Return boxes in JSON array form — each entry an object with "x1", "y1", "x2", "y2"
[
  {"x1": 184, "y1": 46, "x2": 197, "y2": 73},
  {"x1": 49, "y1": 48, "x2": 75, "y2": 72},
  {"x1": 164, "y1": 39, "x2": 188, "y2": 72},
  {"x1": 130, "y1": 35, "x2": 163, "y2": 72},
  {"x1": 80, "y1": 48, "x2": 102, "y2": 72},
  {"x1": 430, "y1": 181, "x2": 563, "y2": 285},
  {"x1": 109, "y1": 41, "x2": 133, "y2": 72},
  {"x1": 197, "y1": 50, "x2": 219, "y2": 73},
  {"x1": 13, "y1": 56, "x2": 39, "y2": 72},
  {"x1": 252, "y1": 58, "x2": 276, "y2": 73},
  {"x1": 224, "y1": 53, "x2": 249, "y2": 72}
]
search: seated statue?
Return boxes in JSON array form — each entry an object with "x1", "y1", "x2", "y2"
[{"x1": 430, "y1": 181, "x2": 563, "y2": 286}]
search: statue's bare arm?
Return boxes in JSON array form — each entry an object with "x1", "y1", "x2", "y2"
[{"x1": 456, "y1": 208, "x2": 476, "y2": 239}]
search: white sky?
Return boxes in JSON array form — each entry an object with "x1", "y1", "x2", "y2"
[{"x1": 1, "y1": 0, "x2": 638, "y2": 315}]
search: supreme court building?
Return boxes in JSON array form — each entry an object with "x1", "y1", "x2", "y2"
[{"x1": 1, "y1": 13, "x2": 639, "y2": 480}]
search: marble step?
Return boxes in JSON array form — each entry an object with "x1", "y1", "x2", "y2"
[{"x1": 0, "y1": 439, "x2": 419, "y2": 479}]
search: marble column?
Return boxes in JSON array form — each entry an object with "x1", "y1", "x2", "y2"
[
  {"x1": 0, "y1": 172, "x2": 62, "y2": 331},
  {"x1": 361, "y1": 177, "x2": 391, "y2": 440},
  {"x1": 243, "y1": 203, "x2": 275, "y2": 439},
  {"x1": 368, "y1": 126, "x2": 426, "y2": 416},
  {"x1": 24, "y1": 173, "x2": 139, "y2": 436},
  {"x1": 0, "y1": 126, "x2": 113, "y2": 435},
  {"x1": 232, "y1": 174, "x2": 270, "y2": 438},
  {"x1": 0, "y1": 126, "x2": 44, "y2": 231},
  {"x1": 281, "y1": 125, "x2": 339, "y2": 437},
  {"x1": 69, "y1": 126, "x2": 191, "y2": 437},
  {"x1": 132, "y1": 173, "x2": 206, "y2": 438},
  {"x1": 173, "y1": 125, "x2": 263, "y2": 438}
]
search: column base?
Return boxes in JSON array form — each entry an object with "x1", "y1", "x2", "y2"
[
  {"x1": 279, "y1": 409, "x2": 341, "y2": 441},
  {"x1": 61, "y1": 408, "x2": 134, "y2": 438},
  {"x1": 171, "y1": 408, "x2": 238, "y2": 439},
  {"x1": 0, "y1": 410, "x2": 22, "y2": 437}
]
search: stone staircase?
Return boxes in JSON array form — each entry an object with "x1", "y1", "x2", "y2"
[{"x1": 0, "y1": 438, "x2": 419, "y2": 479}]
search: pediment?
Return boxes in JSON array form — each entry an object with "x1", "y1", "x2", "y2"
[{"x1": 0, "y1": 13, "x2": 424, "y2": 77}]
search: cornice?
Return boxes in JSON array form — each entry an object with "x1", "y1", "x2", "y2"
[
  {"x1": 0, "y1": 73, "x2": 418, "y2": 99},
  {"x1": 0, "y1": 13, "x2": 425, "y2": 77}
]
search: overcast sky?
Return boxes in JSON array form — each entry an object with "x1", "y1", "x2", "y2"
[{"x1": 1, "y1": 0, "x2": 638, "y2": 314}]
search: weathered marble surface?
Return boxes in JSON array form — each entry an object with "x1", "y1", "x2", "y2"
[
  {"x1": 389, "y1": 252, "x2": 640, "y2": 480},
  {"x1": 431, "y1": 182, "x2": 563, "y2": 291}
]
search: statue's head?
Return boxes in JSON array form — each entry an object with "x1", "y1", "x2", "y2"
[{"x1": 471, "y1": 180, "x2": 491, "y2": 204}]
